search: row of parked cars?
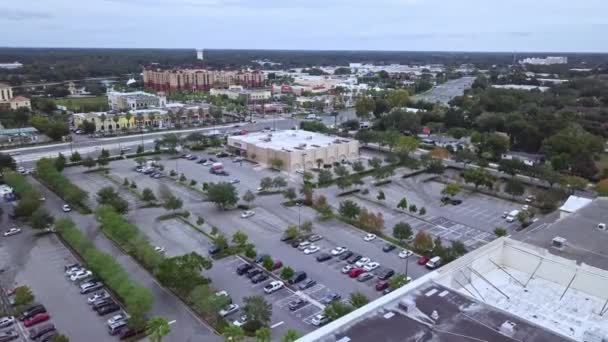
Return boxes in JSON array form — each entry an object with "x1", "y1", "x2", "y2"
[
  {"x1": 64, "y1": 263, "x2": 141, "y2": 339},
  {"x1": 0, "y1": 304, "x2": 55, "y2": 341}
]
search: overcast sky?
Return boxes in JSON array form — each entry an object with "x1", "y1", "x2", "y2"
[{"x1": 2, "y1": 0, "x2": 607, "y2": 52}]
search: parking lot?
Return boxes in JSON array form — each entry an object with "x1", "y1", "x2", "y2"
[{"x1": 0, "y1": 226, "x2": 116, "y2": 341}]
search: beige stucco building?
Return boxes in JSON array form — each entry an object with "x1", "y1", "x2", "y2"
[
  {"x1": 227, "y1": 130, "x2": 359, "y2": 172},
  {"x1": 0, "y1": 83, "x2": 31, "y2": 110}
]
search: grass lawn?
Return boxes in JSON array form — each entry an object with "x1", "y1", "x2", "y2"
[{"x1": 55, "y1": 96, "x2": 108, "y2": 111}]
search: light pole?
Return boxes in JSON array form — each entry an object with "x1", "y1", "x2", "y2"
[{"x1": 405, "y1": 254, "x2": 410, "y2": 280}]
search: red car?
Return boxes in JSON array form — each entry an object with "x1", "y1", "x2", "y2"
[
  {"x1": 375, "y1": 280, "x2": 389, "y2": 291},
  {"x1": 272, "y1": 260, "x2": 283, "y2": 271},
  {"x1": 417, "y1": 255, "x2": 430, "y2": 265},
  {"x1": 348, "y1": 268, "x2": 366, "y2": 278},
  {"x1": 24, "y1": 313, "x2": 50, "y2": 327}
]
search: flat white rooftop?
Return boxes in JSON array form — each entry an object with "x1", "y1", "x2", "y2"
[{"x1": 230, "y1": 129, "x2": 351, "y2": 151}]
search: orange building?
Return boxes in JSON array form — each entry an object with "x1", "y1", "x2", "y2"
[{"x1": 143, "y1": 68, "x2": 264, "y2": 92}]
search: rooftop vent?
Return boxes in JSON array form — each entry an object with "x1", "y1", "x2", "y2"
[
  {"x1": 598, "y1": 223, "x2": 606, "y2": 231},
  {"x1": 552, "y1": 236, "x2": 567, "y2": 250},
  {"x1": 499, "y1": 321, "x2": 517, "y2": 337}
]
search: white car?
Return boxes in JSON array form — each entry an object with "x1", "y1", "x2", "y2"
[
  {"x1": 88, "y1": 291, "x2": 110, "y2": 304},
  {"x1": 363, "y1": 262, "x2": 380, "y2": 272},
  {"x1": 107, "y1": 313, "x2": 128, "y2": 325},
  {"x1": 263, "y1": 281, "x2": 284, "y2": 294},
  {"x1": 311, "y1": 314, "x2": 329, "y2": 326},
  {"x1": 331, "y1": 246, "x2": 348, "y2": 256},
  {"x1": 304, "y1": 245, "x2": 320, "y2": 254},
  {"x1": 341, "y1": 265, "x2": 354, "y2": 274},
  {"x1": 154, "y1": 246, "x2": 166, "y2": 254},
  {"x1": 203, "y1": 161, "x2": 213, "y2": 166},
  {"x1": 120, "y1": 147, "x2": 131, "y2": 151},
  {"x1": 219, "y1": 303, "x2": 239, "y2": 317},
  {"x1": 355, "y1": 257, "x2": 371, "y2": 268},
  {"x1": 522, "y1": 205, "x2": 530, "y2": 211},
  {"x1": 0, "y1": 316, "x2": 14, "y2": 328},
  {"x1": 70, "y1": 270, "x2": 92, "y2": 282},
  {"x1": 62, "y1": 204, "x2": 72, "y2": 212},
  {"x1": 65, "y1": 266, "x2": 84, "y2": 277},
  {"x1": 232, "y1": 315, "x2": 248, "y2": 327},
  {"x1": 363, "y1": 233, "x2": 376, "y2": 242},
  {"x1": 399, "y1": 250, "x2": 414, "y2": 259},
  {"x1": 3, "y1": 228, "x2": 21, "y2": 237},
  {"x1": 241, "y1": 210, "x2": 255, "y2": 218},
  {"x1": 297, "y1": 241, "x2": 311, "y2": 250}
]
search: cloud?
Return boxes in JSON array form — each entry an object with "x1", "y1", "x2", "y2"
[{"x1": 0, "y1": 9, "x2": 52, "y2": 21}]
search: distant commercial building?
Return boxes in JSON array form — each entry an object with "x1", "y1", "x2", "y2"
[
  {"x1": 491, "y1": 84, "x2": 550, "y2": 92},
  {"x1": 0, "y1": 83, "x2": 31, "y2": 110},
  {"x1": 210, "y1": 86, "x2": 271, "y2": 101},
  {"x1": 227, "y1": 130, "x2": 359, "y2": 173},
  {"x1": 519, "y1": 56, "x2": 568, "y2": 65},
  {"x1": 0, "y1": 62, "x2": 23, "y2": 70},
  {"x1": 143, "y1": 68, "x2": 264, "y2": 92},
  {"x1": 107, "y1": 90, "x2": 165, "y2": 111},
  {"x1": 196, "y1": 49, "x2": 204, "y2": 61}
]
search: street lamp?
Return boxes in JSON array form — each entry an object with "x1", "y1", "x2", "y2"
[{"x1": 405, "y1": 253, "x2": 410, "y2": 280}]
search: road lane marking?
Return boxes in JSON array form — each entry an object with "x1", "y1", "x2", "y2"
[
  {"x1": 270, "y1": 321, "x2": 284, "y2": 328},
  {"x1": 168, "y1": 320, "x2": 177, "y2": 325}
]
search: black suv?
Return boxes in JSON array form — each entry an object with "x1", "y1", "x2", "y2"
[
  {"x1": 347, "y1": 254, "x2": 362, "y2": 264},
  {"x1": 382, "y1": 244, "x2": 396, "y2": 252},
  {"x1": 236, "y1": 263, "x2": 253, "y2": 275},
  {"x1": 246, "y1": 268, "x2": 263, "y2": 279},
  {"x1": 251, "y1": 273, "x2": 269, "y2": 284},
  {"x1": 20, "y1": 305, "x2": 46, "y2": 321},
  {"x1": 288, "y1": 271, "x2": 307, "y2": 284},
  {"x1": 288, "y1": 298, "x2": 308, "y2": 311},
  {"x1": 338, "y1": 251, "x2": 353, "y2": 260},
  {"x1": 316, "y1": 253, "x2": 333, "y2": 262},
  {"x1": 376, "y1": 268, "x2": 395, "y2": 280}
]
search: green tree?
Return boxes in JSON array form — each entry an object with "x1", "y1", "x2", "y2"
[
  {"x1": 462, "y1": 168, "x2": 494, "y2": 190},
  {"x1": 334, "y1": 164, "x2": 349, "y2": 177},
  {"x1": 223, "y1": 325, "x2": 245, "y2": 342},
  {"x1": 97, "y1": 186, "x2": 129, "y2": 214},
  {"x1": 339, "y1": 200, "x2": 360, "y2": 219},
  {"x1": 441, "y1": 183, "x2": 461, "y2": 198},
  {"x1": 349, "y1": 292, "x2": 369, "y2": 308},
  {"x1": 0, "y1": 153, "x2": 16, "y2": 170},
  {"x1": 352, "y1": 160, "x2": 365, "y2": 172},
  {"x1": 70, "y1": 151, "x2": 82, "y2": 163},
  {"x1": 82, "y1": 156, "x2": 96, "y2": 169},
  {"x1": 242, "y1": 190, "x2": 256, "y2": 207},
  {"x1": 283, "y1": 187, "x2": 297, "y2": 202},
  {"x1": 282, "y1": 330, "x2": 301, "y2": 342},
  {"x1": 397, "y1": 197, "x2": 408, "y2": 210},
  {"x1": 494, "y1": 227, "x2": 507, "y2": 237},
  {"x1": 270, "y1": 158, "x2": 284, "y2": 170},
  {"x1": 146, "y1": 316, "x2": 171, "y2": 342},
  {"x1": 368, "y1": 157, "x2": 382, "y2": 169},
  {"x1": 280, "y1": 266, "x2": 294, "y2": 280},
  {"x1": 255, "y1": 327, "x2": 272, "y2": 342},
  {"x1": 54, "y1": 153, "x2": 67, "y2": 172},
  {"x1": 393, "y1": 222, "x2": 413, "y2": 242},
  {"x1": 387, "y1": 89, "x2": 410, "y2": 109},
  {"x1": 317, "y1": 170, "x2": 333, "y2": 184},
  {"x1": 155, "y1": 252, "x2": 212, "y2": 292},
  {"x1": 284, "y1": 225, "x2": 299, "y2": 239},
  {"x1": 324, "y1": 301, "x2": 353, "y2": 321},
  {"x1": 504, "y1": 179, "x2": 525, "y2": 198},
  {"x1": 52, "y1": 334, "x2": 69, "y2": 342},
  {"x1": 260, "y1": 177, "x2": 273, "y2": 190},
  {"x1": 232, "y1": 230, "x2": 248, "y2": 247},
  {"x1": 31, "y1": 208, "x2": 54, "y2": 229},
  {"x1": 134, "y1": 156, "x2": 147, "y2": 167},
  {"x1": 14, "y1": 286, "x2": 34, "y2": 306},
  {"x1": 142, "y1": 188, "x2": 156, "y2": 202},
  {"x1": 355, "y1": 97, "x2": 375, "y2": 119},
  {"x1": 419, "y1": 207, "x2": 426, "y2": 215},
  {"x1": 389, "y1": 274, "x2": 410, "y2": 289},
  {"x1": 376, "y1": 190, "x2": 385, "y2": 201},
  {"x1": 413, "y1": 231, "x2": 433, "y2": 252},
  {"x1": 272, "y1": 177, "x2": 287, "y2": 189},
  {"x1": 243, "y1": 296, "x2": 272, "y2": 327},
  {"x1": 262, "y1": 256, "x2": 274, "y2": 271},
  {"x1": 207, "y1": 182, "x2": 239, "y2": 209}
]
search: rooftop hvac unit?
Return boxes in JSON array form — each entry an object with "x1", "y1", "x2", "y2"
[
  {"x1": 298, "y1": 143, "x2": 307, "y2": 149},
  {"x1": 499, "y1": 321, "x2": 516, "y2": 337},
  {"x1": 598, "y1": 223, "x2": 606, "y2": 231},
  {"x1": 552, "y1": 236, "x2": 567, "y2": 250}
]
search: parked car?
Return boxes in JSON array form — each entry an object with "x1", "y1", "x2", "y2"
[
  {"x1": 246, "y1": 268, "x2": 263, "y2": 279},
  {"x1": 232, "y1": 315, "x2": 248, "y2": 327},
  {"x1": 263, "y1": 281, "x2": 284, "y2": 294},
  {"x1": 70, "y1": 270, "x2": 93, "y2": 282},
  {"x1": 304, "y1": 245, "x2": 320, "y2": 254},
  {"x1": 357, "y1": 272, "x2": 374, "y2": 282},
  {"x1": 219, "y1": 304, "x2": 239, "y2": 317},
  {"x1": 87, "y1": 291, "x2": 110, "y2": 304},
  {"x1": 80, "y1": 282, "x2": 103, "y2": 294},
  {"x1": 288, "y1": 298, "x2": 309, "y2": 311},
  {"x1": 363, "y1": 233, "x2": 377, "y2": 242},
  {"x1": 118, "y1": 328, "x2": 145, "y2": 340},
  {"x1": 291, "y1": 238, "x2": 306, "y2": 248},
  {"x1": 347, "y1": 254, "x2": 363, "y2": 264},
  {"x1": 92, "y1": 299, "x2": 114, "y2": 311},
  {"x1": 399, "y1": 249, "x2": 414, "y2": 259},
  {"x1": 376, "y1": 280, "x2": 389, "y2": 291},
  {"x1": 297, "y1": 279, "x2": 316, "y2": 290},
  {"x1": 307, "y1": 234, "x2": 323, "y2": 242},
  {"x1": 251, "y1": 273, "x2": 269, "y2": 284},
  {"x1": 0, "y1": 317, "x2": 14, "y2": 328},
  {"x1": 271, "y1": 260, "x2": 283, "y2": 270},
  {"x1": 363, "y1": 262, "x2": 380, "y2": 272},
  {"x1": 20, "y1": 305, "x2": 46, "y2": 321},
  {"x1": 236, "y1": 263, "x2": 253, "y2": 275},
  {"x1": 348, "y1": 268, "x2": 366, "y2": 278},
  {"x1": 197, "y1": 158, "x2": 207, "y2": 164},
  {"x1": 62, "y1": 204, "x2": 72, "y2": 212},
  {"x1": 28, "y1": 323, "x2": 55, "y2": 340},
  {"x1": 241, "y1": 210, "x2": 255, "y2": 218},
  {"x1": 0, "y1": 330, "x2": 18, "y2": 342},
  {"x1": 297, "y1": 241, "x2": 311, "y2": 250},
  {"x1": 24, "y1": 313, "x2": 50, "y2": 328},
  {"x1": 426, "y1": 256, "x2": 442, "y2": 269},
  {"x1": 288, "y1": 271, "x2": 307, "y2": 284},
  {"x1": 330, "y1": 246, "x2": 348, "y2": 256},
  {"x1": 316, "y1": 253, "x2": 333, "y2": 262},
  {"x1": 417, "y1": 255, "x2": 430, "y2": 265},
  {"x1": 254, "y1": 254, "x2": 269, "y2": 264},
  {"x1": 341, "y1": 265, "x2": 354, "y2": 274},
  {"x1": 382, "y1": 244, "x2": 396, "y2": 252},
  {"x1": 97, "y1": 304, "x2": 120, "y2": 316},
  {"x1": 2, "y1": 228, "x2": 21, "y2": 237},
  {"x1": 208, "y1": 245, "x2": 221, "y2": 255},
  {"x1": 376, "y1": 268, "x2": 395, "y2": 280},
  {"x1": 107, "y1": 313, "x2": 129, "y2": 325},
  {"x1": 229, "y1": 178, "x2": 240, "y2": 184},
  {"x1": 355, "y1": 257, "x2": 371, "y2": 268},
  {"x1": 320, "y1": 293, "x2": 341, "y2": 305},
  {"x1": 338, "y1": 251, "x2": 354, "y2": 260},
  {"x1": 65, "y1": 266, "x2": 84, "y2": 277},
  {"x1": 108, "y1": 321, "x2": 127, "y2": 336},
  {"x1": 451, "y1": 199, "x2": 463, "y2": 205},
  {"x1": 311, "y1": 314, "x2": 329, "y2": 326}
]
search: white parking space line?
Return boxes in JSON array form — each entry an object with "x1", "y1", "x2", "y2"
[{"x1": 271, "y1": 321, "x2": 284, "y2": 329}]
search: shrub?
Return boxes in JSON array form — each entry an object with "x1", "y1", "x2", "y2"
[
  {"x1": 494, "y1": 227, "x2": 508, "y2": 237},
  {"x1": 35, "y1": 158, "x2": 89, "y2": 212},
  {"x1": 196, "y1": 216, "x2": 205, "y2": 226},
  {"x1": 280, "y1": 266, "x2": 294, "y2": 280}
]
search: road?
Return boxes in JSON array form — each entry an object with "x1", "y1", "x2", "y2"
[
  {"x1": 412, "y1": 76, "x2": 475, "y2": 105},
  {"x1": 28, "y1": 177, "x2": 222, "y2": 342}
]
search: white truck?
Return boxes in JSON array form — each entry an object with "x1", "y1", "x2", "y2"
[{"x1": 506, "y1": 210, "x2": 520, "y2": 223}]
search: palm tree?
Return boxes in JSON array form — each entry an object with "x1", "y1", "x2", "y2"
[
  {"x1": 112, "y1": 116, "x2": 120, "y2": 131},
  {"x1": 167, "y1": 112, "x2": 176, "y2": 128},
  {"x1": 99, "y1": 113, "x2": 107, "y2": 131},
  {"x1": 197, "y1": 107, "x2": 204, "y2": 125},
  {"x1": 316, "y1": 158, "x2": 323, "y2": 169},
  {"x1": 136, "y1": 113, "x2": 144, "y2": 128},
  {"x1": 281, "y1": 329, "x2": 301, "y2": 342},
  {"x1": 176, "y1": 108, "x2": 185, "y2": 127},
  {"x1": 148, "y1": 113, "x2": 157, "y2": 128},
  {"x1": 125, "y1": 112, "x2": 132, "y2": 129},
  {"x1": 255, "y1": 327, "x2": 271, "y2": 342},
  {"x1": 146, "y1": 317, "x2": 171, "y2": 342},
  {"x1": 222, "y1": 325, "x2": 244, "y2": 342},
  {"x1": 186, "y1": 109, "x2": 194, "y2": 126}
]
